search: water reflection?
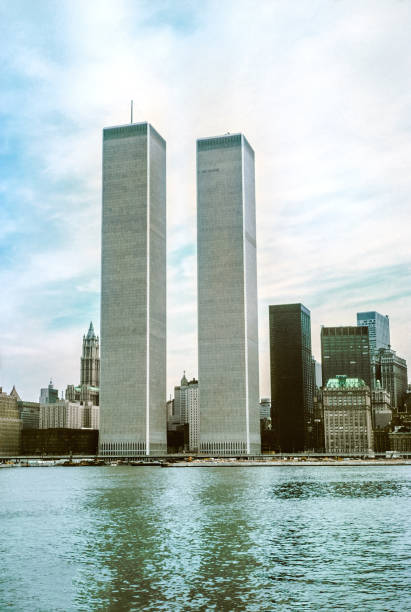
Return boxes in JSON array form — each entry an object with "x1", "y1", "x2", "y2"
[
  {"x1": 0, "y1": 466, "x2": 410, "y2": 611},
  {"x1": 270, "y1": 480, "x2": 407, "y2": 499}
]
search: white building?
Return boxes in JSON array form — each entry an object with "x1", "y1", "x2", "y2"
[
  {"x1": 99, "y1": 122, "x2": 167, "y2": 457},
  {"x1": 168, "y1": 374, "x2": 200, "y2": 452},
  {"x1": 323, "y1": 376, "x2": 373, "y2": 455},
  {"x1": 197, "y1": 133, "x2": 260, "y2": 455},
  {"x1": 40, "y1": 400, "x2": 99, "y2": 430}
]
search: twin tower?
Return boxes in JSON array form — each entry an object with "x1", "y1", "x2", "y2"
[{"x1": 99, "y1": 122, "x2": 261, "y2": 456}]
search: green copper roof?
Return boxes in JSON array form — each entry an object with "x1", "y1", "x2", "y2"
[{"x1": 326, "y1": 375, "x2": 367, "y2": 390}]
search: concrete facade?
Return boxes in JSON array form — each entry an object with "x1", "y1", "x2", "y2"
[
  {"x1": 323, "y1": 376, "x2": 373, "y2": 454},
  {"x1": 99, "y1": 122, "x2": 167, "y2": 456},
  {"x1": 0, "y1": 387, "x2": 21, "y2": 455},
  {"x1": 197, "y1": 133, "x2": 260, "y2": 455},
  {"x1": 40, "y1": 401, "x2": 84, "y2": 429}
]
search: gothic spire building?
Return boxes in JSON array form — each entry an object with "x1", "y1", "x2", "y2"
[{"x1": 81, "y1": 322, "x2": 100, "y2": 387}]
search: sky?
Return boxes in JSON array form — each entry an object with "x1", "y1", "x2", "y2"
[{"x1": 0, "y1": 0, "x2": 410, "y2": 402}]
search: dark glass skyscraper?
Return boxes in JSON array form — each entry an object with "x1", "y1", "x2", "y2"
[
  {"x1": 321, "y1": 326, "x2": 372, "y2": 389},
  {"x1": 269, "y1": 303, "x2": 314, "y2": 452}
]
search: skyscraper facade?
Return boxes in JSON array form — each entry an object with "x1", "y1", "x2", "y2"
[
  {"x1": 269, "y1": 303, "x2": 314, "y2": 452},
  {"x1": 197, "y1": 133, "x2": 260, "y2": 455},
  {"x1": 357, "y1": 311, "x2": 390, "y2": 352},
  {"x1": 321, "y1": 326, "x2": 372, "y2": 389},
  {"x1": 323, "y1": 376, "x2": 373, "y2": 455},
  {"x1": 99, "y1": 122, "x2": 167, "y2": 456},
  {"x1": 376, "y1": 348, "x2": 408, "y2": 410},
  {"x1": 66, "y1": 322, "x2": 100, "y2": 407}
]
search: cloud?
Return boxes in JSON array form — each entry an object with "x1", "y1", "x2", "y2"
[{"x1": 0, "y1": 0, "x2": 410, "y2": 400}]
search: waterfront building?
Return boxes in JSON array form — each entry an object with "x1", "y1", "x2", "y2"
[
  {"x1": 321, "y1": 326, "x2": 372, "y2": 389},
  {"x1": 197, "y1": 133, "x2": 260, "y2": 455},
  {"x1": 371, "y1": 382, "x2": 392, "y2": 430},
  {"x1": 323, "y1": 376, "x2": 373, "y2": 455},
  {"x1": 388, "y1": 427, "x2": 411, "y2": 453},
  {"x1": 375, "y1": 348, "x2": 408, "y2": 411},
  {"x1": 269, "y1": 303, "x2": 314, "y2": 452},
  {"x1": 0, "y1": 387, "x2": 21, "y2": 455},
  {"x1": 22, "y1": 428, "x2": 98, "y2": 456},
  {"x1": 357, "y1": 311, "x2": 390, "y2": 352},
  {"x1": 99, "y1": 122, "x2": 167, "y2": 456},
  {"x1": 39, "y1": 380, "x2": 59, "y2": 404}
]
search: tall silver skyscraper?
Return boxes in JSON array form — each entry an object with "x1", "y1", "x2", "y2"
[
  {"x1": 99, "y1": 122, "x2": 167, "y2": 456},
  {"x1": 197, "y1": 133, "x2": 261, "y2": 455}
]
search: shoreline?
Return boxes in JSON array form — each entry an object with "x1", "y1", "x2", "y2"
[
  {"x1": 161, "y1": 460, "x2": 411, "y2": 468},
  {"x1": 1, "y1": 458, "x2": 410, "y2": 468}
]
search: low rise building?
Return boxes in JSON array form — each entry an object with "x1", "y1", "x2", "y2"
[
  {"x1": 22, "y1": 428, "x2": 98, "y2": 455},
  {"x1": 388, "y1": 427, "x2": 411, "y2": 453},
  {"x1": 323, "y1": 376, "x2": 373, "y2": 455}
]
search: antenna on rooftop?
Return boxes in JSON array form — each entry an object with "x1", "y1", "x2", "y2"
[{"x1": 130, "y1": 100, "x2": 133, "y2": 124}]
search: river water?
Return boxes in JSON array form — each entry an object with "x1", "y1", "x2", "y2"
[{"x1": 1, "y1": 466, "x2": 410, "y2": 611}]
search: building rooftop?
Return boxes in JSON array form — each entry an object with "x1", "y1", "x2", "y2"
[{"x1": 326, "y1": 376, "x2": 367, "y2": 390}]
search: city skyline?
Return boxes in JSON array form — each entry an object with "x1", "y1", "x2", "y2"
[{"x1": 1, "y1": 1, "x2": 411, "y2": 401}]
